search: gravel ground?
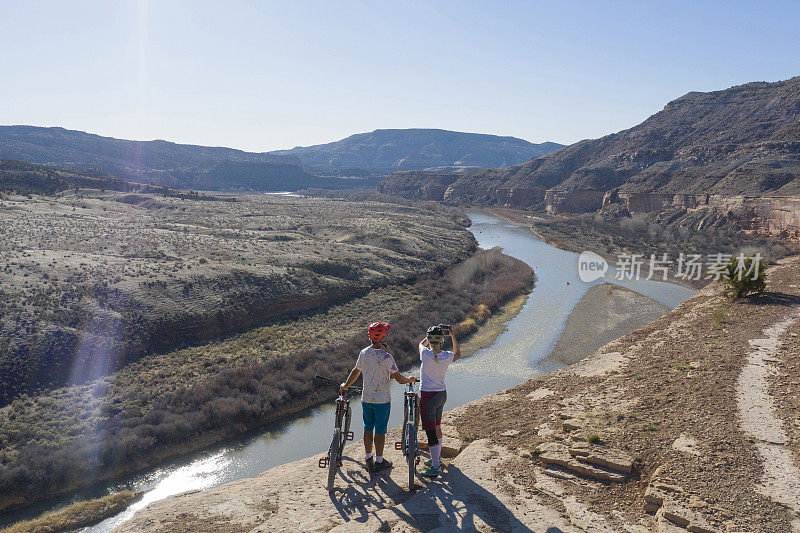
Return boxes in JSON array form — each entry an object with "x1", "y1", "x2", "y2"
[{"x1": 543, "y1": 283, "x2": 669, "y2": 367}]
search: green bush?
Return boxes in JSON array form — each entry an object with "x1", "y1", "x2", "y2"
[{"x1": 725, "y1": 255, "x2": 766, "y2": 298}]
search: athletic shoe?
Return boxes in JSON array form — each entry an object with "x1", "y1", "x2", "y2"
[
  {"x1": 421, "y1": 466, "x2": 441, "y2": 478},
  {"x1": 424, "y1": 458, "x2": 432, "y2": 467},
  {"x1": 366, "y1": 456, "x2": 374, "y2": 471},
  {"x1": 372, "y1": 458, "x2": 393, "y2": 473}
]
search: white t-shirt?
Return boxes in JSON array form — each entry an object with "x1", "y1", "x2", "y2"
[
  {"x1": 419, "y1": 343, "x2": 454, "y2": 392},
  {"x1": 356, "y1": 346, "x2": 399, "y2": 404}
]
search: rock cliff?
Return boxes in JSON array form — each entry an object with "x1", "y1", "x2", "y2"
[{"x1": 379, "y1": 76, "x2": 800, "y2": 236}]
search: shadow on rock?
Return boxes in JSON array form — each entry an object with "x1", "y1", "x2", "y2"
[
  {"x1": 744, "y1": 291, "x2": 800, "y2": 307},
  {"x1": 376, "y1": 464, "x2": 548, "y2": 532},
  {"x1": 328, "y1": 456, "x2": 406, "y2": 524}
]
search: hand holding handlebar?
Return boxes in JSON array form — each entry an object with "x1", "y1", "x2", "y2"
[{"x1": 315, "y1": 375, "x2": 361, "y2": 395}]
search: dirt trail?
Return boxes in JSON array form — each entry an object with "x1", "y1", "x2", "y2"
[{"x1": 737, "y1": 311, "x2": 800, "y2": 525}]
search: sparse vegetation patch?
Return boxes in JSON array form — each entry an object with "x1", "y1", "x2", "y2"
[{"x1": 0, "y1": 190, "x2": 475, "y2": 404}]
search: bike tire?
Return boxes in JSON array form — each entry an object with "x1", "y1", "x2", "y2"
[
  {"x1": 407, "y1": 423, "x2": 416, "y2": 491},
  {"x1": 341, "y1": 406, "x2": 351, "y2": 462},
  {"x1": 327, "y1": 430, "x2": 340, "y2": 491}
]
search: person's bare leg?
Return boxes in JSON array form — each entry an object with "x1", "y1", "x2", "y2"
[
  {"x1": 364, "y1": 430, "x2": 374, "y2": 455},
  {"x1": 374, "y1": 434, "x2": 386, "y2": 457},
  {"x1": 430, "y1": 424, "x2": 444, "y2": 470}
]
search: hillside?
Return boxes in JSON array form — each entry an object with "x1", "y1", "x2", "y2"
[
  {"x1": 0, "y1": 187, "x2": 477, "y2": 405},
  {"x1": 379, "y1": 76, "x2": 800, "y2": 214},
  {"x1": 114, "y1": 258, "x2": 800, "y2": 532},
  {"x1": 0, "y1": 126, "x2": 564, "y2": 191},
  {"x1": 0, "y1": 126, "x2": 376, "y2": 191},
  {"x1": 270, "y1": 128, "x2": 563, "y2": 171},
  {"x1": 0, "y1": 244, "x2": 533, "y2": 514},
  {"x1": 0, "y1": 159, "x2": 164, "y2": 195}
]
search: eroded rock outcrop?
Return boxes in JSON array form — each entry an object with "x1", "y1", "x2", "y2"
[
  {"x1": 599, "y1": 192, "x2": 800, "y2": 237},
  {"x1": 544, "y1": 189, "x2": 606, "y2": 213}
]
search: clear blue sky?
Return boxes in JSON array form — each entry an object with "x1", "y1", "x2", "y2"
[{"x1": 1, "y1": 1, "x2": 799, "y2": 152}]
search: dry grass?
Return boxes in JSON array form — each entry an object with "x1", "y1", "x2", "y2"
[
  {"x1": 1, "y1": 491, "x2": 142, "y2": 533},
  {"x1": 0, "y1": 191, "x2": 475, "y2": 403}
]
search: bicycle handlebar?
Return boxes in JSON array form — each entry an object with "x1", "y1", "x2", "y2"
[{"x1": 315, "y1": 374, "x2": 362, "y2": 394}]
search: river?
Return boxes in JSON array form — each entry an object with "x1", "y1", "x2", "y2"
[{"x1": 0, "y1": 211, "x2": 695, "y2": 531}]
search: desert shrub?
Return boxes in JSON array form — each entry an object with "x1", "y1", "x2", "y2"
[
  {"x1": 618, "y1": 214, "x2": 647, "y2": 233},
  {"x1": 725, "y1": 255, "x2": 766, "y2": 298}
]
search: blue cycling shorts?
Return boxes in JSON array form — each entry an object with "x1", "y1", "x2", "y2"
[{"x1": 362, "y1": 402, "x2": 391, "y2": 434}]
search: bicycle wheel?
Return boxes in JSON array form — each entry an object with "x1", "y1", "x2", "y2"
[
  {"x1": 404, "y1": 396, "x2": 409, "y2": 432},
  {"x1": 402, "y1": 394, "x2": 411, "y2": 455},
  {"x1": 407, "y1": 423, "x2": 417, "y2": 491},
  {"x1": 327, "y1": 430, "x2": 340, "y2": 491},
  {"x1": 340, "y1": 405, "x2": 351, "y2": 462}
]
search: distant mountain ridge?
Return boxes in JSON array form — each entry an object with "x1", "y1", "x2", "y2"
[
  {"x1": 269, "y1": 128, "x2": 564, "y2": 171},
  {"x1": 379, "y1": 76, "x2": 800, "y2": 208},
  {"x1": 0, "y1": 126, "x2": 560, "y2": 190},
  {"x1": 0, "y1": 125, "x2": 340, "y2": 191}
]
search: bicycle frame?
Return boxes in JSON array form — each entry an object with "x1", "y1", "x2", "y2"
[
  {"x1": 396, "y1": 381, "x2": 419, "y2": 490},
  {"x1": 316, "y1": 376, "x2": 360, "y2": 472},
  {"x1": 399, "y1": 384, "x2": 417, "y2": 452}
]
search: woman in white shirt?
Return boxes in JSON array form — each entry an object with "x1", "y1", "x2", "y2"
[{"x1": 418, "y1": 324, "x2": 461, "y2": 478}]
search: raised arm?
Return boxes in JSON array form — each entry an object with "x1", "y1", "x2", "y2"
[{"x1": 451, "y1": 333, "x2": 462, "y2": 361}]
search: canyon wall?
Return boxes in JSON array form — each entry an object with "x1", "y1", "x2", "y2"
[
  {"x1": 443, "y1": 185, "x2": 547, "y2": 207},
  {"x1": 599, "y1": 191, "x2": 800, "y2": 237},
  {"x1": 378, "y1": 174, "x2": 548, "y2": 207},
  {"x1": 377, "y1": 76, "x2": 800, "y2": 238},
  {"x1": 543, "y1": 190, "x2": 605, "y2": 213},
  {"x1": 379, "y1": 168, "x2": 800, "y2": 238}
]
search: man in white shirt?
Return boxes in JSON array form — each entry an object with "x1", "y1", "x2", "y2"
[
  {"x1": 341, "y1": 322, "x2": 416, "y2": 473},
  {"x1": 419, "y1": 324, "x2": 460, "y2": 478}
]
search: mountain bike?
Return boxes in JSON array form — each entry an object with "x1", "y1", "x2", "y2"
[
  {"x1": 395, "y1": 381, "x2": 420, "y2": 491},
  {"x1": 316, "y1": 375, "x2": 361, "y2": 491}
]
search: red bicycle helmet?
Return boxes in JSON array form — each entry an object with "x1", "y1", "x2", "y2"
[{"x1": 368, "y1": 322, "x2": 390, "y2": 343}]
